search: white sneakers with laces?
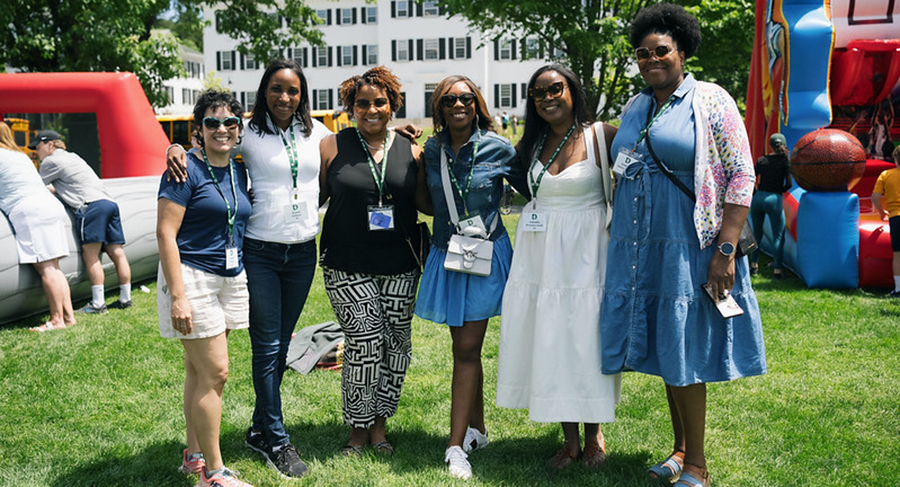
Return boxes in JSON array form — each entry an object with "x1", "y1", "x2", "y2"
[
  {"x1": 445, "y1": 445, "x2": 472, "y2": 480},
  {"x1": 462, "y1": 427, "x2": 489, "y2": 453}
]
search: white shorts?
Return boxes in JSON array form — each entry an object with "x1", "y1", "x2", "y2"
[
  {"x1": 9, "y1": 193, "x2": 70, "y2": 264},
  {"x1": 157, "y1": 262, "x2": 249, "y2": 340}
]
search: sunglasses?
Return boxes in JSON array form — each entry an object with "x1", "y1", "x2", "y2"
[
  {"x1": 202, "y1": 116, "x2": 241, "y2": 130},
  {"x1": 529, "y1": 82, "x2": 565, "y2": 100},
  {"x1": 355, "y1": 98, "x2": 390, "y2": 110},
  {"x1": 635, "y1": 45, "x2": 674, "y2": 60},
  {"x1": 440, "y1": 92, "x2": 477, "y2": 108}
]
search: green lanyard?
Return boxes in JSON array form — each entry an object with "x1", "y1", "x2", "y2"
[
  {"x1": 530, "y1": 124, "x2": 576, "y2": 199},
  {"x1": 356, "y1": 128, "x2": 392, "y2": 205},
  {"x1": 278, "y1": 124, "x2": 300, "y2": 192},
  {"x1": 634, "y1": 97, "x2": 675, "y2": 149},
  {"x1": 200, "y1": 149, "x2": 238, "y2": 244},
  {"x1": 446, "y1": 130, "x2": 482, "y2": 215}
]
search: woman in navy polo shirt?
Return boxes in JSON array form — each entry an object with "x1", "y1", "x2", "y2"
[{"x1": 157, "y1": 89, "x2": 254, "y2": 487}]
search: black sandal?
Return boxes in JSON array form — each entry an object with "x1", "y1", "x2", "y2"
[
  {"x1": 341, "y1": 444, "x2": 364, "y2": 458},
  {"x1": 372, "y1": 441, "x2": 394, "y2": 455}
]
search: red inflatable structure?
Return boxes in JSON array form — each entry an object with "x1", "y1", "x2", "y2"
[{"x1": 0, "y1": 72, "x2": 168, "y2": 177}]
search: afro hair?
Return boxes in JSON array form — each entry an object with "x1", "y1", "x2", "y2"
[{"x1": 630, "y1": 3, "x2": 701, "y2": 58}]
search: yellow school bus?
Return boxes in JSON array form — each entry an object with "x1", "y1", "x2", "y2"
[
  {"x1": 7, "y1": 117, "x2": 32, "y2": 153},
  {"x1": 311, "y1": 110, "x2": 351, "y2": 132},
  {"x1": 157, "y1": 110, "x2": 350, "y2": 150},
  {"x1": 5, "y1": 117, "x2": 39, "y2": 167}
]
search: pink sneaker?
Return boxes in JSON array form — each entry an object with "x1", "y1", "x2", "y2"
[
  {"x1": 200, "y1": 467, "x2": 255, "y2": 487},
  {"x1": 178, "y1": 448, "x2": 205, "y2": 475}
]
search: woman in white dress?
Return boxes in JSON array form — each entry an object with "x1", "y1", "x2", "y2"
[{"x1": 496, "y1": 64, "x2": 621, "y2": 468}]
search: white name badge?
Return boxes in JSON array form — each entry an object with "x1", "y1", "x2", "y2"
[
  {"x1": 459, "y1": 213, "x2": 487, "y2": 236},
  {"x1": 225, "y1": 246, "x2": 239, "y2": 270},
  {"x1": 284, "y1": 200, "x2": 309, "y2": 224},
  {"x1": 613, "y1": 148, "x2": 640, "y2": 177},
  {"x1": 368, "y1": 205, "x2": 394, "y2": 231},
  {"x1": 521, "y1": 210, "x2": 547, "y2": 232}
]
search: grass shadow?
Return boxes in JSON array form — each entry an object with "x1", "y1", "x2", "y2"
[{"x1": 50, "y1": 440, "x2": 194, "y2": 487}]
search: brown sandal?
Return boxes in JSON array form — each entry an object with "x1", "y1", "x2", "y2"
[
  {"x1": 581, "y1": 441, "x2": 607, "y2": 468},
  {"x1": 550, "y1": 445, "x2": 580, "y2": 469},
  {"x1": 674, "y1": 464, "x2": 710, "y2": 487}
]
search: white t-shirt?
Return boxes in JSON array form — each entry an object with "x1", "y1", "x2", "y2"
[
  {"x1": 240, "y1": 116, "x2": 331, "y2": 244},
  {"x1": 0, "y1": 148, "x2": 46, "y2": 214}
]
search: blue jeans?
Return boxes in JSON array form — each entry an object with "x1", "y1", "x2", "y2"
[
  {"x1": 243, "y1": 237, "x2": 317, "y2": 448},
  {"x1": 750, "y1": 191, "x2": 786, "y2": 269}
]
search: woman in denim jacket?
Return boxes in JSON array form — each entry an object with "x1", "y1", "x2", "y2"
[{"x1": 414, "y1": 75, "x2": 528, "y2": 480}]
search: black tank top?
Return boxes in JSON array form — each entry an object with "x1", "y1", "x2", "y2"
[{"x1": 320, "y1": 128, "x2": 419, "y2": 275}]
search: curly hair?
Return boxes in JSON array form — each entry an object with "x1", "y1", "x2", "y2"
[
  {"x1": 192, "y1": 89, "x2": 244, "y2": 148},
  {"x1": 630, "y1": 3, "x2": 701, "y2": 58},
  {"x1": 431, "y1": 75, "x2": 494, "y2": 135},
  {"x1": 339, "y1": 66, "x2": 404, "y2": 117},
  {"x1": 518, "y1": 64, "x2": 594, "y2": 164},
  {"x1": 248, "y1": 59, "x2": 313, "y2": 138}
]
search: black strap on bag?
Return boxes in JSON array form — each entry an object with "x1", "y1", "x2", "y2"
[
  {"x1": 644, "y1": 117, "x2": 695, "y2": 202},
  {"x1": 644, "y1": 109, "x2": 757, "y2": 256},
  {"x1": 397, "y1": 217, "x2": 430, "y2": 270}
]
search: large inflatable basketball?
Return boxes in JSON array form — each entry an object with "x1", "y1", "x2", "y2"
[{"x1": 790, "y1": 129, "x2": 866, "y2": 192}]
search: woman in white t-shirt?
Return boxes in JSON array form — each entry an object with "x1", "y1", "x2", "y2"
[{"x1": 0, "y1": 123, "x2": 74, "y2": 331}]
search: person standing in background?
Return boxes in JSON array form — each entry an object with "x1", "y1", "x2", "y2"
[
  {"x1": 872, "y1": 145, "x2": 900, "y2": 297},
  {"x1": 33, "y1": 130, "x2": 132, "y2": 313},
  {"x1": 749, "y1": 133, "x2": 793, "y2": 279}
]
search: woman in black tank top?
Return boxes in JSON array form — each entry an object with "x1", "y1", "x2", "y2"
[{"x1": 318, "y1": 66, "x2": 432, "y2": 457}]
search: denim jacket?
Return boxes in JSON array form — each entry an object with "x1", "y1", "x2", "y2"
[{"x1": 424, "y1": 129, "x2": 527, "y2": 250}]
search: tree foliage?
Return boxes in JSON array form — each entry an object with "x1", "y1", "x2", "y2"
[
  {"x1": 435, "y1": 0, "x2": 754, "y2": 119},
  {"x1": 0, "y1": 0, "x2": 325, "y2": 108}
]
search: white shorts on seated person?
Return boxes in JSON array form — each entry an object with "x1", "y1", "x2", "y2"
[{"x1": 157, "y1": 262, "x2": 249, "y2": 340}]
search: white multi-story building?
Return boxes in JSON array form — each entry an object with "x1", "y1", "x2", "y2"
[
  {"x1": 203, "y1": 0, "x2": 555, "y2": 120},
  {"x1": 157, "y1": 42, "x2": 207, "y2": 115}
]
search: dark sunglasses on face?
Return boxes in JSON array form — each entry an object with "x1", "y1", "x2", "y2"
[
  {"x1": 529, "y1": 82, "x2": 565, "y2": 100},
  {"x1": 202, "y1": 116, "x2": 241, "y2": 130},
  {"x1": 635, "y1": 45, "x2": 674, "y2": 60},
  {"x1": 440, "y1": 92, "x2": 477, "y2": 108},
  {"x1": 355, "y1": 98, "x2": 390, "y2": 110}
]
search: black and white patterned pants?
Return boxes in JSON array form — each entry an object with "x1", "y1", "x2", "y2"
[{"x1": 322, "y1": 266, "x2": 419, "y2": 428}]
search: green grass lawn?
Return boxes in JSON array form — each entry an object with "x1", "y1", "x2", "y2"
[{"x1": 1, "y1": 213, "x2": 898, "y2": 486}]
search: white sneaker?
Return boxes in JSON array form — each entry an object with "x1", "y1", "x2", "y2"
[
  {"x1": 463, "y1": 427, "x2": 489, "y2": 453},
  {"x1": 445, "y1": 445, "x2": 472, "y2": 480}
]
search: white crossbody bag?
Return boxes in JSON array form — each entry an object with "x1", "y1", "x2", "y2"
[{"x1": 440, "y1": 148, "x2": 496, "y2": 276}]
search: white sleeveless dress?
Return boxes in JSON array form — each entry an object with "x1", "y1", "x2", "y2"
[{"x1": 496, "y1": 124, "x2": 621, "y2": 423}]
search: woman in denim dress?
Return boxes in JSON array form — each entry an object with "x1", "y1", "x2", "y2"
[{"x1": 414, "y1": 75, "x2": 528, "y2": 480}]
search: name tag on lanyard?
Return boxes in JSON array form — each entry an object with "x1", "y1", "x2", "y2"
[
  {"x1": 521, "y1": 207, "x2": 547, "y2": 232},
  {"x1": 225, "y1": 246, "x2": 239, "y2": 270},
  {"x1": 284, "y1": 190, "x2": 309, "y2": 224},
  {"x1": 368, "y1": 205, "x2": 394, "y2": 230},
  {"x1": 613, "y1": 147, "x2": 640, "y2": 177}
]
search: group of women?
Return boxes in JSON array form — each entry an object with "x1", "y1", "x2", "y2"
[{"x1": 157, "y1": 4, "x2": 765, "y2": 487}]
